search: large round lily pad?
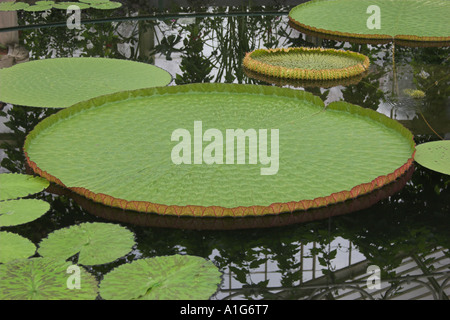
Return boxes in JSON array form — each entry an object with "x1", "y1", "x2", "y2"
[
  {"x1": 0, "y1": 258, "x2": 98, "y2": 300},
  {"x1": 0, "y1": 173, "x2": 49, "y2": 201},
  {"x1": 243, "y1": 47, "x2": 369, "y2": 80},
  {"x1": 99, "y1": 255, "x2": 222, "y2": 300},
  {"x1": 0, "y1": 57, "x2": 172, "y2": 108},
  {"x1": 289, "y1": 0, "x2": 450, "y2": 43},
  {"x1": 0, "y1": 232, "x2": 36, "y2": 264},
  {"x1": 38, "y1": 222, "x2": 135, "y2": 265},
  {"x1": 24, "y1": 84, "x2": 415, "y2": 217},
  {"x1": 414, "y1": 140, "x2": 450, "y2": 175}
]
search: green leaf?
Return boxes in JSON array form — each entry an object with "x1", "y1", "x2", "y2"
[
  {"x1": 23, "y1": 83, "x2": 415, "y2": 217},
  {"x1": 52, "y1": 2, "x2": 91, "y2": 10},
  {"x1": 289, "y1": 0, "x2": 450, "y2": 41},
  {"x1": 24, "y1": 4, "x2": 53, "y2": 12},
  {"x1": 99, "y1": 255, "x2": 222, "y2": 300},
  {"x1": 0, "y1": 258, "x2": 98, "y2": 300},
  {"x1": 0, "y1": 173, "x2": 49, "y2": 201},
  {"x1": 0, "y1": 57, "x2": 172, "y2": 108},
  {"x1": 0, "y1": 199, "x2": 50, "y2": 227},
  {"x1": 0, "y1": 1, "x2": 29, "y2": 11},
  {"x1": 90, "y1": 1, "x2": 122, "y2": 10},
  {"x1": 0, "y1": 232, "x2": 36, "y2": 264},
  {"x1": 415, "y1": 141, "x2": 450, "y2": 175},
  {"x1": 38, "y1": 222, "x2": 135, "y2": 265}
]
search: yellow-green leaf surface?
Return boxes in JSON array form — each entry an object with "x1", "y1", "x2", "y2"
[
  {"x1": 414, "y1": 140, "x2": 450, "y2": 175},
  {"x1": 0, "y1": 199, "x2": 50, "y2": 227},
  {"x1": 99, "y1": 255, "x2": 222, "y2": 300},
  {"x1": 0, "y1": 173, "x2": 49, "y2": 201},
  {"x1": 24, "y1": 84, "x2": 415, "y2": 217},
  {"x1": 0, "y1": 258, "x2": 98, "y2": 300},
  {"x1": 0, "y1": 232, "x2": 36, "y2": 264},
  {"x1": 289, "y1": 0, "x2": 450, "y2": 41},
  {"x1": 38, "y1": 222, "x2": 136, "y2": 265},
  {"x1": 0, "y1": 57, "x2": 172, "y2": 108}
]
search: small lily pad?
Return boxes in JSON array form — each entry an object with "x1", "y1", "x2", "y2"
[
  {"x1": 38, "y1": 222, "x2": 135, "y2": 266},
  {"x1": 0, "y1": 199, "x2": 50, "y2": 227},
  {"x1": 79, "y1": 0, "x2": 109, "y2": 3},
  {"x1": 415, "y1": 140, "x2": 450, "y2": 175},
  {"x1": 90, "y1": 1, "x2": 122, "y2": 9},
  {"x1": 52, "y1": 1, "x2": 91, "y2": 10},
  {"x1": 0, "y1": 258, "x2": 98, "y2": 300},
  {"x1": 35, "y1": 0, "x2": 55, "y2": 4},
  {"x1": 0, "y1": 1, "x2": 29, "y2": 11},
  {"x1": 24, "y1": 4, "x2": 53, "y2": 11},
  {"x1": 99, "y1": 255, "x2": 222, "y2": 300},
  {"x1": 0, "y1": 232, "x2": 36, "y2": 264},
  {"x1": 0, "y1": 173, "x2": 49, "y2": 201}
]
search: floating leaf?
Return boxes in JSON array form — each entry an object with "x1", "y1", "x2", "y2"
[
  {"x1": 0, "y1": 173, "x2": 49, "y2": 201},
  {"x1": 243, "y1": 47, "x2": 369, "y2": 80},
  {"x1": 79, "y1": 0, "x2": 109, "y2": 3},
  {"x1": 24, "y1": 4, "x2": 53, "y2": 11},
  {"x1": 0, "y1": 232, "x2": 36, "y2": 264},
  {"x1": 38, "y1": 222, "x2": 135, "y2": 265},
  {"x1": 0, "y1": 199, "x2": 50, "y2": 227},
  {"x1": 52, "y1": 1, "x2": 90, "y2": 9},
  {"x1": 24, "y1": 84, "x2": 415, "y2": 218},
  {"x1": 414, "y1": 141, "x2": 450, "y2": 175},
  {"x1": 35, "y1": 1, "x2": 55, "y2": 4},
  {"x1": 0, "y1": 57, "x2": 172, "y2": 108},
  {"x1": 99, "y1": 255, "x2": 222, "y2": 300},
  {"x1": 0, "y1": 1, "x2": 29, "y2": 11},
  {"x1": 289, "y1": 0, "x2": 450, "y2": 43},
  {"x1": 90, "y1": 1, "x2": 122, "y2": 9},
  {"x1": 0, "y1": 258, "x2": 98, "y2": 300}
]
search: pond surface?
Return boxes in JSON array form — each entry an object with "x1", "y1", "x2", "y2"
[{"x1": 0, "y1": 1, "x2": 449, "y2": 300}]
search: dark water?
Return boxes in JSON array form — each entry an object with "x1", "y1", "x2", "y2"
[{"x1": 0, "y1": 1, "x2": 449, "y2": 300}]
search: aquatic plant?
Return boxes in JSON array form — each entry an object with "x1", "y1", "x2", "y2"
[
  {"x1": 0, "y1": 57, "x2": 172, "y2": 108},
  {"x1": 243, "y1": 47, "x2": 370, "y2": 80},
  {"x1": 0, "y1": 258, "x2": 98, "y2": 300},
  {"x1": 37, "y1": 222, "x2": 136, "y2": 265},
  {"x1": 414, "y1": 141, "x2": 450, "y2": 175},
  {"x1": 0, "y1": 199, "x2": 50, "y2": 227},
  {"x1": 0, "y1": 173, "x2": 49, "y2": 201},
  {"x1": 403, "y1": 88, "x2": 426, "y2": 99},
  {"x1": 289, "y1": 0, "x2": 450, "y2": 43},
  {"x1": 24, "y1": 83, "x2": 415, "y2": 218},
  {"x1": 99, "y1": 255, "x2": 222, "y2": 300},
  {"x1": 0, "y1": 231, "x2": 36, "y2": 264}
]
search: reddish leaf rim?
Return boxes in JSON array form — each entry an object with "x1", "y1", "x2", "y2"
[{"x1": 23, "y1": 83, "x2": 416, "y2": 218}]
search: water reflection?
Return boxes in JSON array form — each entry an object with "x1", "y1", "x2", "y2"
[{"x1": 0, "y1": 3, "x2": 449, "y2": 300}]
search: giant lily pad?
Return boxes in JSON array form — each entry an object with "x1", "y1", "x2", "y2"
[
  {"x1": 414, "y1": 140, "x2": 450, "y2": 175},
  {"x1": 0, "y1": 199, "x2": 50, "y2": 227},
  {"x1": 0, "y1": 173, "x2": 49, "y2": 201},
  {"x1": 0, "y1": 232, "x2": 36, "y2": 264},
  {"x1": 24, "y1": 84, "x2": 415, "y2": 217},
  {"x1": 289, "y1": 0, "x2": 450, "y2": 43},
  {"x1": 0, "y1": 57, "x2": 172, "y2": 108},
  {"x1": 37, "y1": 222, "x2": 135, "y2": 265},
  {"x1": 99, "y1": 255, "x2": 222, "y2": 300},
  {"x1": 0, "y1": 258, "x2": 98, "y2": 300},
  {"x1": 243, "y1": 47, "x2": 369, "y2": 80}
]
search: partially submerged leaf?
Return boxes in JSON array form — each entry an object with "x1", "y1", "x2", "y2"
[
  {"x1": 52, "y1": 1, "x2": 91, "y2": 9},
  {"x1": 0, "y1": 258, "x2": 98, "y2": 300},
  {"x1": 99, "y1": 255, "x2": 222, "y2": 300},
  {"x1": 0, "y1": 173, "x2": 49, "y2": 201},
  {"x1": 38, "y1": 222, "x2": 135, "y2": 265},
  {"x1": 0, "y1": 199, "x2": 50, "y2": 227},
  {"x1": 0, "y1": 231, "x2": 36, "y2": 264},
  {"x1": 90, "y1": 1, "x2": 122, "y2": 9},
  {"x1": 0, "y1": 1, "x2": 29, "y2": 11},
  {"x1": 414, "y1": 140, "x2": 450, "y2": 175}
]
